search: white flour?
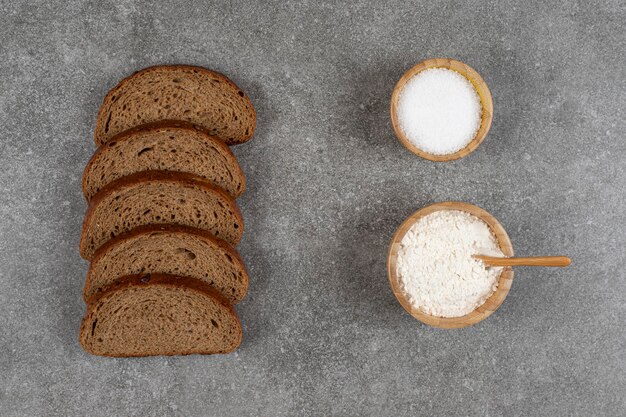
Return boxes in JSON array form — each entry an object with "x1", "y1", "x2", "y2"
[{"x1": 396, "y1": 210, "x2": 504, "y2": 317}]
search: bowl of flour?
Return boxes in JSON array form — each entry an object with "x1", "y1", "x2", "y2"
[
  {"x1": 387, "y1": 202, "x2": 514, "y2": 328},
  {"x1": 390, "y1": 58, "x2": 493, "y2": 162}
]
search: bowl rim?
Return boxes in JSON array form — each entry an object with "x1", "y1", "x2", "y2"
[
  {"x1": 387, "y1": 201, "x2": 514, "y2": 329},
  {"x1": 390, "y1": 58, "x2": 494, "y2": 162}
]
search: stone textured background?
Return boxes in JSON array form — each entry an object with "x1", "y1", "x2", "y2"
[{"x1": 1, "y1": 0, "x2": 624, "y2": 416}]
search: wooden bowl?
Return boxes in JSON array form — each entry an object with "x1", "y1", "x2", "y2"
[
  {"x1": 390, "y1": 58, "x2": 493, "y2": 162},
  {"x1": 387, "y1": 202, "x2": 514, "y2": 329}
]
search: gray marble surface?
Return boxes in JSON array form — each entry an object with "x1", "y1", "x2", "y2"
[{"x1": 1, "y1": 1, "x2": 625, "y2": 416}]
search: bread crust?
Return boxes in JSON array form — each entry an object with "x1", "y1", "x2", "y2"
[
  {"x1": 84, "y1": 224, "x2": 249, "y2": 303},
  {"x1": 79, "y1": 171, "x2": 244, "y2": 259},
  {"x1": 94, "y1": 65, "x2": 256, "y2": 146},
  {"x1": 85, "y1": 273, "x2": 234, "y2": 308},
  {"x1": 83, "y1": 120, "x2": 246, "y2": 200},
  {"x1": 80, "y1": 273, "x2": 243, "y2": 357}
]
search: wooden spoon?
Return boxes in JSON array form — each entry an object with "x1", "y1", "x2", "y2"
[{"x1": 474, "y1": 255, "x2": 571, "y2": 267}]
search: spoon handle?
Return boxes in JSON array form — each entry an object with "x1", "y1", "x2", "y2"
[{"x1": 474, "y1": 255, "x2": 571, "y2": 267}]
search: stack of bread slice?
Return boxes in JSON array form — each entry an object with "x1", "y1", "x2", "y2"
[{"x1": 78, "y1": 65, "x2": 255, "y2": 357}]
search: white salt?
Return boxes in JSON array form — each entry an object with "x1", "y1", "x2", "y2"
[
  {"x1": 396, "y1": 210, "x2": 504, "y2": 318},
  {"x1": 397, "y1": 68, "x2": 482, "y2": 155}
]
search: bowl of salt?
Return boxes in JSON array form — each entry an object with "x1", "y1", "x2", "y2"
[
  {"x1": 387, "y1": 202, "x2": 514, "y2": 329},
  {"x1": 390, "y1": 58, "x2": 493, "y2": 161}
]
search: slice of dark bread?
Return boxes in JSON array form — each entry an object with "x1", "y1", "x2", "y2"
[
  {"x1": 79, "y1": 274, "x2": 242, "y2": 357},
  {"x1": 83, "y1": 121, "x2": 245, "y2": 201},
  {"x1": 94, "y1": 65, "x2": 256, "y2": 146},
  {"x1": 85, "y1": 224, "x2": 248, "y2": 304},
  {"x1": 79, "y1": 171, "x2": 243, "y2": 260}
]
